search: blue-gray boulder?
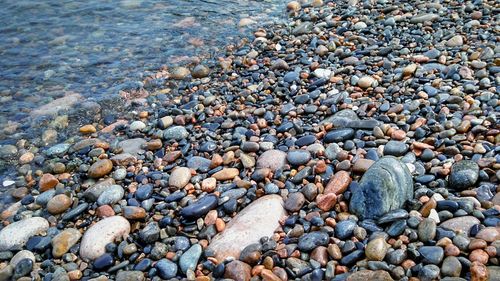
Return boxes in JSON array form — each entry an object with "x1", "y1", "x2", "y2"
[{"x1": 349, "y1": 156, "x2": 413, "y2": 220}]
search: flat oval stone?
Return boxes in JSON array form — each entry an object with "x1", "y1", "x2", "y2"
[
  {"x1": 365, "y1": 237, "x2": 388, "y2": 261},
  {"x1": 256, "y1": 150, "x2": 287, "y2": 172},
  {"x1": 97, "y1": 185, "x2": 124, "y2": 206},
  {"x1": 207, "y1": 195, "x2": 286, "y2": 261},
  {"x1": 335, "y1": 220, "x2": 356, "y2": 240},
  {"x1": 419, "y1": 246, "x2": 444, "y2": 264},
  {"x1": 383, "y1": 141, "x2": 409, "y2": 157},
  {"x1": 0, "y1": 217, "x2": 49, "y2": 251},
  {"x1": 287, "y1": 150, "x2": 311, "y2": 166},
  {"x1": 169, "y1": 167, "x2": 191, "y2": 189},
  {"x1": 80, "y1": 216, "x2": 130, "y2": 260},
  {"x1": 83, "y1": 178, "x2": 116, "y2": 201},
  {"x1": 47, "y1": 194, "x2": 72, "y2": 214},
  {"x1": 295, "y1": 135, "x2": 316, "y2": 147},
  {"x1": 88, "y1": 159, "x2": 113, "y2": 178},
  {"x1": 93, "y1": 253, "x2": 114, "y2": 269},
  {"x1": 439, "y1": 216, "x2": 480, "y2": 235},
  {"x1": 180, "y1": 194, "x2": 218, "y2": 220},
  {"x1": 51, "y1": 228, "x2": 82, "y2": 258},
  {"x1": 163, "y1": 126, "x2": 188, "y2": 140},
  {"x1": 298, "y1": 231, "x2": 329, "y2": 252},
  {"x1": 324, "y1": 128, "x2": 354, "y2": 143}
]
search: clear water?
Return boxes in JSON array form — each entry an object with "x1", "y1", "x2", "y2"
[{"x1": 0, "y1": 0, "x2": 285, "y2": 138}]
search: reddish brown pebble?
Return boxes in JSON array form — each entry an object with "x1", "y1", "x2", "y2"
[
  {"x1": 469, "y1": 239, "x2": 488, "y2": 250},
  {"x1": 420, "y1": 198, "x2": 437, "y2": 217},
  {"x1": 445, "y1": 244, "x2": 460, "y2": 256},
  {"x1": 470, "y1": 261, "x2": 489, "y2": 281},
  {"x1": 260, "y1": 269, "x2": 281, "y2": 281},
  {"x1": 324, "y1": 171, "x2": 351, "y2": 195},
  {"x1": 224, "y1": 260, "x2": 251, "y2": 281},
  {"x1": 122, "y1": 206, "x2": 147, "y2": 220},
  {"x1": 212, "y1": 168, "x2": 239, "y2": 181},
  {"x1": 96, "y1": 205, "x2": 115, "y2": 218},
  {"x1": 310, "y1": 246, "x2": 328, "y2": 266},
  {"x1": 210, "y1": 154, "x2": 223, "y2": 168},
  {"x1": 316, "y1": 193, "x2": 337, "y2": 211},
  {"x1": 391, "y1": 129, "x2": 406, "y2": 140},
  {"x1": 39, "y1": 173, "x2": 59, "y2": 191},
  {"x1": 469, "y1": 249, "x2": 489, "y2": 264}
]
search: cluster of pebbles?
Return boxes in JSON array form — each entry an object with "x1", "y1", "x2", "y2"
[{"x1": 0, "y1": 0, "x2": 499, "y2": 280}]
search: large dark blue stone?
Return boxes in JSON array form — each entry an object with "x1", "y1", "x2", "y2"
[
  {"x1": 324, "y1": 128, "x2": 355, "y2": 143},
  {"x1": 93, "y1": 253, "x2": 114, "y2": 270},
  {"x1": 180, "y1": 194, "x2": 218, "y2": 220}
]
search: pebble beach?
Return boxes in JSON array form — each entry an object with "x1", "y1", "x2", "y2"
[{"x1": 0, "y1": 0, "x2": 499, "y2": 281}]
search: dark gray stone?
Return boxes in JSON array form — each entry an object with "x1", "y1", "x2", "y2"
[
  {"x1": 383, "y1": 141, "x2": 409, "y2": 156},
  {"x1": 349, "y1": 157, "x2": 413, "y2": 219},
  {"x1": 449, "y1": 160, "x2": 479, "y2": 190}
]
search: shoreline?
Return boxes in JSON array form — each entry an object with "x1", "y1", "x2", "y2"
[{"x1": 0, "y1": 0, "x2": 499, "y2": 281}]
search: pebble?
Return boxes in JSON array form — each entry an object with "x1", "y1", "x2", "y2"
[
  {"x1": 256, "y1": 150, "x2": 287, "y2": 171},
  {"x1": 212, "y1": 168, "x2": 239, "y2": 181},
  {"x1": 13, "y1": 258, "x2": 33, "y2": 279},
  {"x1": 439, "y1": 216, "x2": 480, "y2": 235},
  {"x1": 10, "y1": 250, "x2": 35, "y2": 267},
  {"x1": 449, "y1": 160, "x2": 479, "y2": 190},
  {"x1": 156, "y1": 259, "x2": 178, "y2": 279},
  {"x1": 224, "y1": 260, "x2": 251, "y2": 281},
  {"x1": 180, "y1": 194, "x2": 218, "y2": 220},
  {"x1": 365, "y1": 237, "x2": 388, "y2": 261},
  {"x1": 97, "y1": 184, "x2": 124, "y2": 206},
  {"x1": 179, "y1": 244, "x2": 202, "y2": 274},
  {"x1": 80, "y1": 216, "x2": 130, "y2": 260},
  {"x1": 170, "y1": 67, "x2": 190, "y2": 80},
  {"x1": 446, "y1": 35, "x2": 463, "y2": 47},
  {"x1": 0, "y1": 217, "x2": 49, "y2": 251},
  {"x1": 419, "y1": 246, "x2": 444, "y2": 264},
  {"x1": 39, "y1": 173, "x2": 59, "y2": 191},
  {"x1": 47, "y1": 194, "x2": 72, "y2": 214},
  {"x1": 0, "y1": 1, "x2": 498, "y2": 280},
  {"x1": 169, "y1": 167, "x2": 191, "y2": 189},
  {"x1": 418, "y1": 218, "x2": 437, "y2": 242},
  {"x1": 284, "y1": 192, "x2": 305, "y2": 212},
  {"x1": 88, "y1": 159, "x2": 113, "y2": 178},
  {"x1": 191, "y1": 64, "x2": 210, "y2": 78},
  {"x1": 163, "y1": 126, "x2": 188, "y2": 140},
  {"x1": 357, "y1": 76, "x2": 375, "y2": 88},
  {"x1": 116, "y1": 271, "x2": 145, "y2": 281},
  {"x1": 298, "y1": 231, "x2": 329, "y2": 252},
  {"x1": 51, "y1": 228, "x2": 82, "y2": 258},
  {"x1": 207, "y1": 195, "x2": 285, "y2": 261},
  {"x1": 286, "y1": 150, "x2": 311, "y2": 166}
]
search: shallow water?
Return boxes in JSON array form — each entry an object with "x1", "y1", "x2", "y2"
[
  {"x1": 0, "y1": 0, "x2": 285, "y2": 137},
  {"x1": 0, "y1": 0, "x2": 286, "y2": 195}
]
